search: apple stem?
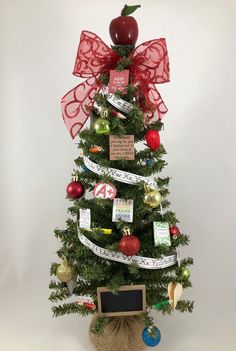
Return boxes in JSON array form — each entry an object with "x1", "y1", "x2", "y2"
[{"x1": 121, "y1": 4, "x2": 141, "y2": 16}]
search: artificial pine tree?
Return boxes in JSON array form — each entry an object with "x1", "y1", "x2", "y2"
[{"x1": 49, "y1": 5, "x2": 193, "y2": 350}]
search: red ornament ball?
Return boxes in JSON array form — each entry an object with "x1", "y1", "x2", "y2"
[
  {"x1": 170, "y1": 226, "x2": 180, "y2": 237},
  {"x1": 145, "y1": 130, "x2": 161, "y2": 151},
  {"x1": 119, "y1": 235, "x2": 140, "y2": 256},
  {"x1": 66, "y1": 181, "x2": 84, "y2": 199}
]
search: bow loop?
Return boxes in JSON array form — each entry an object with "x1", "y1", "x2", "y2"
[
  {"x1": 61, "y1": 76, "x2": 102, "y2": 138},
  {"x1": 73, "y1": 31, "x2": 120, "y2": 78},
  {"x1": 131, "y1": 38, "x2": 170, "y2": 84}
]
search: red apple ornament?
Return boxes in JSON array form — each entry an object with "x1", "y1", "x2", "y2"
[
  {"x1": 109, "y1": 5, "x2": 140, "y2": 45},
  {"x1": 66, "y1": 180, "x2": 84, "y2": 199},
  {"x1": 145, "y1": 130, "x2": 161, "y2": 151}
]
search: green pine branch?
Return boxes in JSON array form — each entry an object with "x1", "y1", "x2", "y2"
[
  {"x1": 49, "y1": 280, "x2": 66, "y2": 290},
  {"x1": 111, "y1": 45, "x2": 134, "y2": 57},
  {"x1": 116, "y1": 57, "x2": 132, "y2": 71},
  {"x1": 90, "y1": 316, "x2": 109, "y2": 335},
  {"x1": 141, "y1": 312, "x2": 155, "y2": 328},
  {"x1": 50, "y1": 262, "x2": 59, "y2": 276},
  {"x1": 176, "y1": 300, "x2": 194, "y2": 313},
  {"x1": 49, "y1": 288, "x2": 70, "y2": 303},
  {"x1": 52, "y1": 302, "x2": 94, "y2": 317}
]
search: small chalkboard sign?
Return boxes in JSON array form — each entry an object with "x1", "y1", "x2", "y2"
[{"x1": 97, "y1": 285, "x2": 146, "y2": 317}]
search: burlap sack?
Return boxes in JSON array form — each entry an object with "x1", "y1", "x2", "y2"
[{"x1": 89, "y1": 315, "x2": 146, "y2": 351}]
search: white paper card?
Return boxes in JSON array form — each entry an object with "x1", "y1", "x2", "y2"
[
  {"x1": 112, "y1": 198, "x2": 134, "y2": 223},
  {"x1": 79, "y1": 208, "x2": 91, "y2": 229},
  {"x1": 153, "y1": 222, "x2": 171, "y2": 246}
]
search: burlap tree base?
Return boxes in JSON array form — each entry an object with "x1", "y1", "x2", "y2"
[{"x1": 89, "y1": 315, "x2": 146, "y2": 351}]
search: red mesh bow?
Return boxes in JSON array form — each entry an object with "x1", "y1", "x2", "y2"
[{"x1": 61, "y1": 31, "x2": 170, "y2": 138}]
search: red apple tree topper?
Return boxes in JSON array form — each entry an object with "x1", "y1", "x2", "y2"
[{"x1": 109, "y1": 4, "x2": 141, "y2": 45}]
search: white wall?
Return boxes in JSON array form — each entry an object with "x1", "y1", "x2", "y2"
[{"x1": 1, "y1": 0, "x2": 236, "y2": 350}]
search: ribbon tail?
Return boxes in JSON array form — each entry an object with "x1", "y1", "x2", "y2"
[
  {"x1": 144, "y1": 83, "x2": 168, "y2": 123},
  {"x1": 61, "y1": 76, "x2": 102, "y2": 138}
]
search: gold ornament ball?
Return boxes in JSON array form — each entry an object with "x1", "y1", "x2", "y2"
[
  {"x1": 56, "y1": 261, "x2": 75, "y2": 283},
  {"x1": 181, "y1": 267, "x2": 190, "y2": 279},
  {"x1": 144, "y1": 189, "x2": 162, "y2": 208}
]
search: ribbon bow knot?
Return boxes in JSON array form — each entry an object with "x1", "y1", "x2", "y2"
[{"x1": 61, "y1": 31, "x2": 170, "y2": 138}]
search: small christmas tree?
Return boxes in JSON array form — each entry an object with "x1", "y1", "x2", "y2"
[{"x1": 49, "y1": 5, "x2": 193, "y2": 350}]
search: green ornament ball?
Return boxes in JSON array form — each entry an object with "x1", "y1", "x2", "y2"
[
  {"x1": 181, "y1": 267, "x2": 190, "y2": 279},
  {"x1": 94, "y1": 118, "x2": 110, "y2": 135}
]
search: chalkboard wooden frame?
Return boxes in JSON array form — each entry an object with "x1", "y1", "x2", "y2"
[{"x1": 97, "y1": 285, "x2": 146, "y2": 317}]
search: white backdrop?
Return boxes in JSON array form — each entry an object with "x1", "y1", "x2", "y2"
[{"x1": 1, "y1": 0, "x2": 236, "y2": 350}]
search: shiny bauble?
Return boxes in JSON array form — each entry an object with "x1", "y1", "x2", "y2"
[
  {"x1": 142, "y1": 326, "x2": 161, "y2": 347},
  {"x1": 119, "y1": 234, "x2": 140, "y2": 256},
  {"x1": 145, "y1": 159, "x2": 154, "y2": 166},
  {"x1": 144, "y1": 189, "x2": 162, "y2": 208},
  {"x1": 109, "y1": 5, "x2": 140, "y2": 45},
  {"x1": 66, "y1": 180, "x2": 84, "y2": 199},
  {"x1": 56, "y1": 261, "x2": 75, "y2": 283},
  {"x1": 145, "y1": 130, "x2": 161, "y2": 151},
  {"x1": 170, "y1": 225, "x2": 180, "y2": 237},
  {"x1": 94, "y1": 118, "x2": 110, "y2": 135},
  {"x1": 181, "y1": 267, "x2": 190, "y2": 279}
]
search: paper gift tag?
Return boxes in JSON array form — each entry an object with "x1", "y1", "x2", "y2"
[
  {"x1": 94, "y1": 182, "x2": 117, "y2": 200},
  {"x1": 79, "y1": 208, "x2": 91, "y2": 229},
  {"x1": 112, "y1": 198, "x2": 134, "y2": 223},
  {"x1": 109, "y1": 135, "x2": 134, "y2": 160},
  {"x1": 153, "y1": 222, "x2": 171, "y2": 246},
  {"x1": 108, "y1": 70, "x2": 129, "y2": 94}
]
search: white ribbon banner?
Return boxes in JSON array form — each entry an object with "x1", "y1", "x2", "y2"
[
  {"x1": 78, "y1": 228, "x2": 177, "y2": 270},
  {"x1": 84, "y1": 156, "x2": 157, "y2": 189},
  {"x1": 107, "y1": 93, "x2": 134, "y2": 113},
  {"x1": 80, "y1": 158, "x2": 177, "y2": 269}
]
